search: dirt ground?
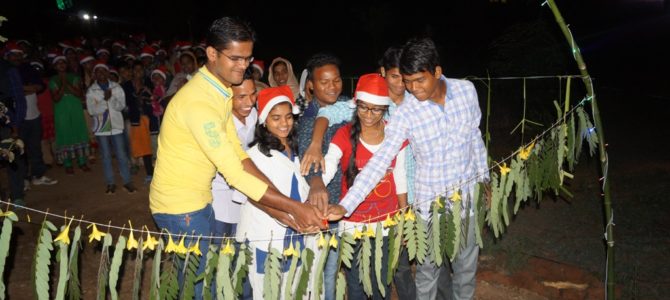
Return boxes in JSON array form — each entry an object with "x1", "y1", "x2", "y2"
[{"x1": 1, "y1": 87, "x2": 667, "y2": 299}]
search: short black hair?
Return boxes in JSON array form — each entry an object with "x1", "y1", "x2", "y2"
[
  {"x1": 206, "y1": 17, "x2": 256, "y2": 51},
  {"x1": 379, "y1": 46, "x2": 403, "y2": 71},
  {"x1": 232, "y1": 66, "x2": 255, "y2": 86},
  {"x1": 399, "y1": 38, "x2": 440, "y2": 75},
  {"x1": 305, "y1": 52, "x2": 341, "y2": 81}
]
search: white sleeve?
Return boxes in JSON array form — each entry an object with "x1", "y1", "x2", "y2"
[
  {"x1": 321, "y1": 143, "x2": 343, "y2": 186},
  {"x1": 393, "y1": 146, "x2": 407, "y2": 194}
]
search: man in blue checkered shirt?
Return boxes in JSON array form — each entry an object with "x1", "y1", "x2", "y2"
[{"x1": 328, "y1": 38, "x2": 489, "y2": 299}]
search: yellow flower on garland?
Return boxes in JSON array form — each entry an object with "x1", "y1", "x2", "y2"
[
  {"x1": 0, "y1": 210, "x2": 14, "y2": 217},
  {"x1": 382, "y1": 214, "x2": 397, "y2": 228},
  {"x1": 395, "y1": 211, "x2": 404, "y2": 222},
  {"x1": 353, "y1": 228, "x2": 363, "y2": 240},
  {"x1": 221, "y1": 240, "x2": 235, "y2": 256},
  {"x1": 87, "y1": 224, "x2": 107, "y2": 243},
  {"x1": 318, "y1": 232, "x2": 327, "y2": 249},
  {"x1": 187, "y1": 236, "x2": 202, "y2": 256},
  {"x1": 126, "y1": 221, "x2": 139, "y2": 251},
  {"x1": 328, "y1": 234, "x2": 338, "y2": 249},
  {"x1": 436, "y1": 195, "x2": 444, "y2": 208},
  {"x1": 500, "y1": 162, "x2": 511, "y2": 176},
  {"x1": 404, "y1": 209, "x2": 416, "y2": 221},
  {"x1": 449, "y1": 190, "x2": 462, "y2": 202},
  {"x1": 165, "y1": 234, "x2": 178, "y2": 253},
  {"x1": 365, "y1": 226, "x2": 375, "y2": 238},
  {"x1": 142, "y1": 230, "x2": 159, "y2": 251},
  {"x1": 175, "y1": 235, "x2": 188, "y2": 254},
  {"x1": 518, "y1": 141, "x2": 535, "y2": 160},
  {"x1": 54, "y1": 218, "x2": 74, "y2": 245}
]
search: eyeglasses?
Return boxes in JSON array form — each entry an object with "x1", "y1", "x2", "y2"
[
  {"x1": 219, "y1": 51, "x2": 254, "y2": 64},
  {"x1": 357, "y1": 105, "x2": 386, "y2": 115}
]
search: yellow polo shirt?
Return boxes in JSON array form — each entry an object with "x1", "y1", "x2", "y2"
[{"x1": 149, "y1": 66, "x2": 267, "y2": 214}]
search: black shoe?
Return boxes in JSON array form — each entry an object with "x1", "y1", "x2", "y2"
[
  {"x1": 105, "y1": 184, "x2": 116, "y2": 195},
  {"x1": 123, "y1": 183, "x2": 137, "y2": 194}
]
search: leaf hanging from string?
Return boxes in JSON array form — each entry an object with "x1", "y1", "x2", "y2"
[
  {"x1": 294, "y1": 246, "x2": 314, "y2": 299},
  {"x1": 96, "y1": 234, "x2": 112, "y2": 300},
  {"x1": 66, "y1": 226, "x2": 81, "y2": 300},
  {"x1": 108, "y1": 235, "x2": 126, "y2": 300},
  {"x1": 33, "y1": 220, "x2": 56, "y2": 300},
  {"x1": 0, "y1": 213, "x2": 18, "y2": 300}
]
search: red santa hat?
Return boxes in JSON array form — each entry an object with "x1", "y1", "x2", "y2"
[
  {"x1": 139, "y1": 45, "x2": 155, "y2": 59},
  {"x1": 123, "y1": 53, "x2": 137, "y2": 61},
  {"x1": 354, "y1": 73, "x2": 392, "y2": 106},
  {"x1": 92, "y1": 60, "x2": 109, "y2": 72},
  {"x1": 175, "y1": 41, "x2": 192, "y2": 51},
  {"x1": 156, "y1": 48, "x2": 167, "y2": 56},
  {"x1": 112, "y1": 40, "x2": 126, "y2": 50},
  {"x1": 109, "y1": 67, "x2": 119, "y2": 77},
  {"x1": 251, "y1": 60, "x2": 265, "y2": 77},
  {"x1": 30, "y1": 60, "x2": 44, "y2": 70},
  {"x1": 96, "y1": 48, "x2": 110, "y2": 57},
  {"x1": 3, "y1": 41, "x2": 23, "y2": 57},
  {"x1": 51, "y1": 50, "x2": 67, "y2": 65},
  {"x1": 58, "y1": 40, "x2": 74, "y2": 51},
  {"x1": 16, "y1": 40, "x2": 31, "y2": 47},
  {"x1": 79, "y1": 54, "x2": 95, "y2": 65},
  {"x1": 151, "y1": 65, "x2": 168, "y2": 80},
  {"x1": 72, "y1": 39, "x2": 84, "y2": 51},
  {"x1": 257, "y1": 85, "x2": 300, "y2": 124},
  {"x1": 150, "y1": 40, "x2": 161, "y2": 49},
  {"x1": 46, "y1": 47, "x2": 60, "y2": 59}
]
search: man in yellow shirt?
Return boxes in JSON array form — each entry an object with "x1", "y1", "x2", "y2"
[{"x1": 150, "y1": 17, "x2": 326, "y2": 298}]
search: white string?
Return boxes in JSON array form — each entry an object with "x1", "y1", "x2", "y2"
[{"x1": 0, "y1": 92, "x2": 594, "y2": 243}]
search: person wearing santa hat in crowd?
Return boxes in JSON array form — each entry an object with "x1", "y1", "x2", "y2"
[
  {"x1": 236, "y1": 85, "x2": 320, "y2": 299},
  {"x1": 268, "y1": 57, "x2": 300, "y2": 100},
  {"x1": 79, "y1": 54, "x2": 96, "y2": 89},
  {"x1": 165, "y1": 51, "x2": 197, "y2": 99},
  {"x1": 148, "y1": 65, "x2": 169, "y2": 157},
  {"x1": 48, "y1": 51, "x2": 91, "y2": 175},
  {"x1": 123, "y1": 61, "x2": 155, "y2": 184},
  {"x1": 139, "y1": 45, "x2": 156, "y2": 76},
  {"x1": 32, "y1": 60, "x2": 57, "y2": 168},
  {"x1": 10, "y1": 42, "x2": 60, "y2": 188},
  {"x1": 108, "y1": 68, "x2": 120, "y2": 83},
  {"x1": 1, "y1": 41, "x2": 29, "y2": 205},
  {"x1": 250, "y1": 59, "x2": 269, "y2": 93},
  {"x1": 85, "y1": 61, "x2": 136, "y2": 195},
  {"x1": 320, "y1": 73, "x2": 409, "y2": 300}
]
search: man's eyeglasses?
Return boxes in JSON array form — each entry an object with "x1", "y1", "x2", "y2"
[
  {"x1": 357, "y1": 105, "x2": 386, "y2": 115},
  {"x1": 219, "y1": 51, "x2": 254, "y2": 64}
]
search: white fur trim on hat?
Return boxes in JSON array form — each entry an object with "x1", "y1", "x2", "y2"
[
  {"x1": 252, "y1": 63, "x2": 264, "y2": 77},
  {"x1": 355, "y1": 91, "x2": 392, "y2": 106},
  {"x1": 52, "y1": 56, "x2": 67, "y2": 64},
  {"x1": 93, "y1": 63, "x2": 109, "y2": 72},
  {"x1": 79, "y1": 56, "x2": 94, "y2": 65},
  {"x1": 151, "y1": 69, "x2": 166, "y2": 80},
  {"x1": 139, "y1": 52, "x2": 154, "y2": 58},
  {"x1": 258, "y1": 95, "x2": 293, "y2": 124},
  {"x1": 96, "y1": 49, "x2": 110, "y2": 56}
]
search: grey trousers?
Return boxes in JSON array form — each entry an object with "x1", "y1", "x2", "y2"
[{"x1": 415, "y1": 215, "x2": 479, "y2": 300}]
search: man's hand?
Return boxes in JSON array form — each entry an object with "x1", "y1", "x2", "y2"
[
  {"x1": 326, "y1": 204, "x2": 347, "y2": 221},
  {"x1": 300, "y1": 143, "x2": 324, "y2": 175},
  {"x1": 290, "y1": 202, "x2": 327, "y2": 230},
  {"x1": 307, "y1": 177, "x2": 329, "y2": 215},
  {"x1": 104, "y1": 89, "x2": 112, "y2": 100}
]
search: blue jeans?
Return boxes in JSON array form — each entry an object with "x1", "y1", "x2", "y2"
[
  {"x1": 324, "y1": 224, "x2": 340, "y2": 300},
  {"x1": 96, "y1": 133, "x2": 130, "y2": 185},
  {"x1": 153, "y1": 204, "x2": 215, "y2": 300}
]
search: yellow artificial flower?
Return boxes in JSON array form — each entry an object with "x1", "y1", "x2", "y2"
[
  {"x1": 87, "y1": 224, "x2": 107, "y2": 243},
  {"x1": 175, "y1": 235, "x2": 188, "y2": 254},
  {"x1": 0, "y1": 210, "x2": 14, "y2": 217},
  {"x1": 395, "y1": 211, "x2": 404, "y2": 222},
  {"x1": 165, "y1": 234, "x2": 178, "y2": 253},
  {"x1": 126, "y1": 222, "x2": 139, "y2": 251},
  {"x1": 500, "y1": 162, "x2": 511, "y2": 176},
  {"x1": 187, "y1": 236, "x2": 202, "y2": 256},
  {"x1": 318, "y1": 232, "x2": 327, "y2": 249},
  {"x1": 404, "y1": 209, "x2": 416, "y2": 222},
  {"x1": 142, "y1": 231, "x2": 159, "y2": 251},
  {"x1": 450, "y1": 190, "x2": 462, "y2": 202},
  {"x1": 382, "y1": 214, "x2": 397, "y2": 228},
  {"x1": 518, "y1": 141, "x2": 535, "y2": 160},
  {"x1": 221, "y1": 240, "x2": 235, "y2": 256},
  {"x1": 436, "y1": 195, "x2": 444, "y2": 208},
  {"x1": 353, "y1": 228, "x2": 363, "y2": 240},
  {"x1": 328, "y1": 234, "x2": 338, "y2": 249},
  {"x1": 54, "y1": 218, "x2": 74, "y2": 245},
  {"x1": 365, "y1": 226, "x2": 375, "y2": 238}
]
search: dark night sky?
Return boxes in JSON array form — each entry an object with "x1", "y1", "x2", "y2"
[{"x1": 3, "y1": 0, "x2": 669, "y2": 95}]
